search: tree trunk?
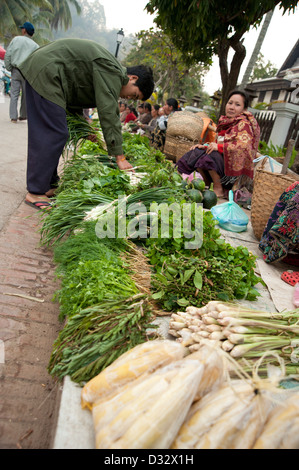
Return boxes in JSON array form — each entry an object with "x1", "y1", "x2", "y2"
[
  {"x1": 218, "y1": 34, "x2": 246, "y2": 116},
  {"x1": 240, "y1": 10, "x2": 274, "y2": 87}
]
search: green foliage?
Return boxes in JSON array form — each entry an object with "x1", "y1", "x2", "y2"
[
  {"x1": 146, "y1": 207, "x2": 262, "y2": 311},
  {"x1": 145, "y1": 1, "x2": 298, "y2": 65},
  {"x1": 0, "y1": 0, "x2": 81, "y2": 45},
  {"x1": 58, "y1": 154, "x2": 132, "y2": 197},
  {"x1": 258, "y1": 141, "x2": 297, "y2": 166},
  {"x1": 124, "y1": 27, "x2": 209, "y2": 102},
  {"x1": 250, "y1": 53, "x2": 278, "y2": 81},
  {"x1": 48, "y1": 294, "x2": 156, "y2": 383},
  {"x1": 52, "y1": 221, "x2": 137, "y2": 319},
  {"x1": 145, "y1": 0, "x2": 299, "y2": 114},
  {"x1": 121, "y1": 132, "x2": 185, "y2": 192}
]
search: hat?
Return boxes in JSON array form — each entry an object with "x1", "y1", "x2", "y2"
[{"x1": 19, "y1": 22, "x2": 35, "y2": 35}]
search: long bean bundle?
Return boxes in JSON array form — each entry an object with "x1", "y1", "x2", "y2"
[{"x1": 48, "y1": 294, "x2": 157, "y2": 383}]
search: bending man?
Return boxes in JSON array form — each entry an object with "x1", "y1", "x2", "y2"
[{"x1": 18, "y1": 38, "x2": 154, "y2": 210}]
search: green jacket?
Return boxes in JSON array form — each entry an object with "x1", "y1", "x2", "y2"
[{"x1": 19, "y1": 38, "x2": 129, "y2": 155}]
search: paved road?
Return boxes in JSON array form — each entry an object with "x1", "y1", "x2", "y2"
[
  {"x1": 0, "y1": 94, "x2": 62, "y2": 449},
  {"x1": 0, "y1": 95, "x2": 28, "y2": 231}
]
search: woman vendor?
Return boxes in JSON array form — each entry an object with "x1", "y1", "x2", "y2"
[{"x1": 176, "y1": 90, "x2": 260, "y2": 197}]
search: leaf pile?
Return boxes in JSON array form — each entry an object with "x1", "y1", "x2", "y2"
[{"x1": 146, "y1": 202, "x2": 262, "y2": 311}]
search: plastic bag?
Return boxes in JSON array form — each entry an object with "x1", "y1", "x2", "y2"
[{"x1": 211, "y1": 190, "x2": 249, "y2": 232}]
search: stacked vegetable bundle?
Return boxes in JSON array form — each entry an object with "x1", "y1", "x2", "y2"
[
  {"x1": 43, "y1": 128, "x2": 261, "y2": 385},
  {"x1": 80, "y1": 338, "x2": 299, "y2": 449},
  {"x1": 169, "y1": 300, "x2": 299, "y2": 376}
]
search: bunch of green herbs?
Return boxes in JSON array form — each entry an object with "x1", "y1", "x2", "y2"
[
  {"x1": 145, "y1": 203, "x2": 262, "y2": 310},
  {"x1": 52, "y1": 221, "x2": 138, "y2": 320}
]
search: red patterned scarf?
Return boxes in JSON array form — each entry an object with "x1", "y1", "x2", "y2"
[{"x1": 217, "y1": 111, "x2": 260, "y2": 179}]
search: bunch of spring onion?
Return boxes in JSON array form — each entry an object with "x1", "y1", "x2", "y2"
[
  {"x1": 169, "y1": 301, "x2": 299, "y2": 377},
  {"x1": 65, "y1": 113, "x2": 105, "y2": 155},
  {"x1": 83, "y1": 186, "x2": 173, "y2": 224},
  {"x1": 40, "y1": 191, "x2": 114, "y2": 245},
  {"x1": 40, "y1": 187, "x2": 173, "y2": 246}
]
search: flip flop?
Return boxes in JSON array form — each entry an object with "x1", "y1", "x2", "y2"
[{"x1": 25, "y1": 200, "x2": 52, "y2": 211}]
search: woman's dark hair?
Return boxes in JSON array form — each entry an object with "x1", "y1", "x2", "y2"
[
  {"x1": 227, "y1": 90, "x2": 249, "y2": 109},
  {"x1": 126, "y1": 65, "x2": 155, "y2": 101},
  {"x1": 166, "y1": 98, "x2": 179, "y2": 111},
  {"x1": 128, "y1": 105, "x2": 138, "y2": 117},
  {"x1": 153, "y1": 104, "x2": 160, "y2": 111}
]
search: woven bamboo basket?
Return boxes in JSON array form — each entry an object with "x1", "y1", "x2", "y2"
[
  {"x1": 251, "y1": 159, "x2": 298, "y2": 240},
  {"x1": 164, "y1": 135, "x2": 196, "y2": 162},
  {"x1": 166, "y1": 111, "x2": 203, "y2": 141}
]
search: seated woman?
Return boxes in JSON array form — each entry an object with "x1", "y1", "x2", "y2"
[
  {"x1": 176, "y1": 90, "x2": 260, "y2": 197},
  {"x1": 151, "y1": 98, "x2": 179, "y2": 150}
]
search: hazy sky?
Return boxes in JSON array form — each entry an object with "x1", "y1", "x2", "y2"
[{"x1": 98, "y1": 0, "x2": 299, "y2": 95}]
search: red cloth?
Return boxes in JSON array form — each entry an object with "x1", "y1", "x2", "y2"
[
  {"x1": 124, "y1": 112, "x2": 137, "y2": 124},
  {"x1": 0, "y1": 46, "x2": 6, "y2": 60},
  {"x1": 216, "y1": 111, "x2": 260, "y2": 179}
]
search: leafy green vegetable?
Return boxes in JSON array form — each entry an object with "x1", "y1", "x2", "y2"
[{"x1": 52, "y1": 221, "x2": 137, "y2": 319}]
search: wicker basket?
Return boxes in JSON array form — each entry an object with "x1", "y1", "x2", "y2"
[
  {"x1": 164, "y1": 135, "x2": 195, "y2": 162},
  {"x1": 251, "y1": 159, "x2": 298, "y2": 240},
  {"x1": 166, "y1": 111, "x2": 203, "y2": 141}
]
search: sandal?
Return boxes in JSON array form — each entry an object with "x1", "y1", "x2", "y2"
[{"x1": 25, "y1": 200, "x2": 52, "y2": 211}]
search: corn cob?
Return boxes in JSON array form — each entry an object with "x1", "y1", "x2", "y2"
[
  {"x1": 172, "y1": 380, "x2": 253, "y2": 449},
  {"x1": 81, "y1": 339, "x2": 186, "y2": 409},
  {"x1": 103, "y1": 359, "x2": 204, "y2": 449},
  {"x1": 94, "y1": 371, "x2": 173, "y2": 448},
  {"x1": 184, "y1": 341, "x2": 227, "y2": 400},
  {"x1": 253, "y1": 392, "x2": 299, "y2": 449}
]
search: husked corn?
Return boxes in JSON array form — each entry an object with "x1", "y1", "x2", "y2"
[
  {"x1": 105, "y1": 359, "x2": 204, "y2": 449},
  {"x1": 183, "y1": 342, "x2": 227, "y2": 400},
  {"x1": 81, "y1": 340, "x2": 186, "y2": 409},
  {"x1": 253, "y1": 393, "x2": 299, "y2": 449},
  {"x1": 172, "y1": 381, "x2": 253, "y2": 449}
]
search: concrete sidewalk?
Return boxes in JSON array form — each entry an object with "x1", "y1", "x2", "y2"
[{"x1": 0, "y1": 95, "x2": 62, "y2": 449}]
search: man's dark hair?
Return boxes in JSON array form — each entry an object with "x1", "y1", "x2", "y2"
[
  {"x1": 166, "y1": 98, "x2": 179, "y2": 111},
  {"x1": 144, "y1": 102, "x2": 152, "y2": 112},
  {"x1": 126, "y1": 65, "x2": 154, "y2": 101},
  {"x1": 227, "y1": 90, "x2": 249, "y2": 109}
]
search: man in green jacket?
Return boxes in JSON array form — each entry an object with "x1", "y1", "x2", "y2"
[{"x1": 18, "y1": 38, "x2": 154, "y2": 210}]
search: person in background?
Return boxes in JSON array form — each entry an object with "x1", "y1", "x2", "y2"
[
  {"x1": 177, "y1": 90, "x2": 260, "y2": 197},
  {"x1": 137, "y1": 104, "x2": 160, "y2": 139},
  {"x1": 151, "y1": 98, "x2": 178, "y2": 150},
  {"x1": 4, "y1": 22, "x2": 39, "y2": 123},
  {"x1": 124, "y1": 105, "x2": 138, "y2": 123},
  {"x1": 137, "y1": 102, "x2": 152, "y2": 125},
  {"x1": 17, "y1": 38, "x2": 154, "y2": 210},
  {"x1": 119, "y1": 101, "x2": 128, "y2": 123}
]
